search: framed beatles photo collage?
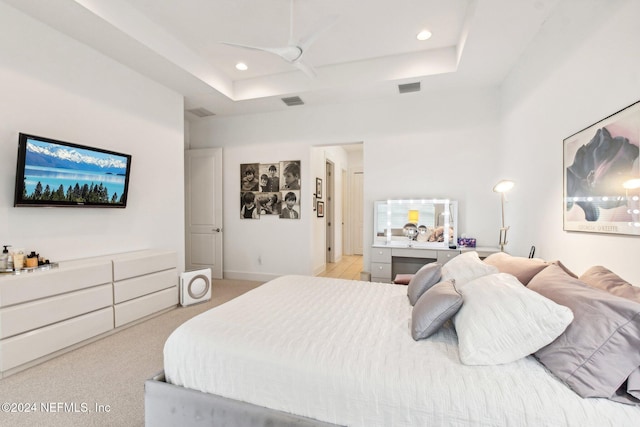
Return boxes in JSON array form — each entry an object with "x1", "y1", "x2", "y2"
[{"x1": 240, "y1": 160, "x2": 301, "y2": 220}]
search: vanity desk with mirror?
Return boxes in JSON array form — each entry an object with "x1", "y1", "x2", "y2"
[{"x1": 371, "y1": 199, "x2": 498, "y2": 283}]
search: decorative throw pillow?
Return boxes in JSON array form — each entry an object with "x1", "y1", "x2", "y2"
[
  {"x1": 529, "y1": 264, "x2": 640, "y2": 401},
  {"x1": 483, "y1": 252, "x2": 548, "y2": 285},
  {"x1": 454, "y1": 273, "x2": 573, "y2": 366},
  {"x1": 579, "y1": 265, "x2": 640, "y2": 302},
  {"x1": 441, "y1": 251, "x2": 498, "y2": 286},
  {"x1": 407, "y1": 263, "x2": 442, "y2": 305},
  {"x1": 393, "y1": 274, "x2": 414, "y2": 285},
  {"x1": 411, "y1": 280, "x2": 461, "y2": 340}
]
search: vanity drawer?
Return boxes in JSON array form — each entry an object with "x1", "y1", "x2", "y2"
[
  {"x1": 371, "y1": 247, "x2": 392, "y2": 263},
  {"x1": 437, "y1": 250, "x2": 461, "y2": 264},
  {"x1": 370, "y1": 262, "x2": 392, "y2": 279}
]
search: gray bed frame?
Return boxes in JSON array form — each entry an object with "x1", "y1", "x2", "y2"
[{"x1": 145, "y1": 371, "x2": 343, "y2": 427}]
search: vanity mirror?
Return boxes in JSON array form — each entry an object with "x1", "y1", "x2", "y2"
[{"x1": 373, "y1": 199, "x2": 458, "y2": 248}]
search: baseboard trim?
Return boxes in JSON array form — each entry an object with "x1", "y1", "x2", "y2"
[{"x1": 312, "y1": 264, "x2": 326, "y2": 276}]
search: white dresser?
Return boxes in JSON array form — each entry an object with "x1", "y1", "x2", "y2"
[{"x1": 0, "y1": 249, "x2": 178, "y2": 377}]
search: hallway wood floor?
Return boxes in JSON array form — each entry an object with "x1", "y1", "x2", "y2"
[{"x1": 316, "y1": 255, "x2": 363, "y2": 280}]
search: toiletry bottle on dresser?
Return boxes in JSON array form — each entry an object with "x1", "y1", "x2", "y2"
[
  {"x1": 0, "y1": 245, "x2": 9, "y2": 269},
  {"x1": 13, "y1": 250, "x2": 24, "y2": 270}
]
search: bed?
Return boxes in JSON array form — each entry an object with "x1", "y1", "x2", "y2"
[{"x1": 148, "y1": 252, "x2": 640, "y2": 426}]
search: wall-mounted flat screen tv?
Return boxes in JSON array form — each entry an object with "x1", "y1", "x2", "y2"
[{"x1": 14, "y1": 133, "x2": 132, "y2": 208}]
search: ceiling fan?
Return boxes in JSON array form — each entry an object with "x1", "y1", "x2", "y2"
[{"x1": 222, "y1": 0, "x2": 338, "y2": 78}]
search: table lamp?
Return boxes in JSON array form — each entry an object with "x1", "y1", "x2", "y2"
[{"x1": 493, "y1": 180, "x2": 514, "y2": 251}]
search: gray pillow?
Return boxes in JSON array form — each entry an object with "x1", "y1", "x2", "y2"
[
  {"x1": 580, "y1": 266, "x2": 640, "y2": 403},
  {"x1": 529, "y1": 264, "x2": 640, "y2": 402},
  {"x1": 579, "y1": 265, "x2": 640, "y2": 302},
  {"x1": 628, "y1": 368, "x2": 640, "y2": 400},
  {"x1": 407, "y1": 262, "x2": 442, "y2": 306},
  {"x1": 411, "y1": 280, "x2": 461, "y2": 341}
]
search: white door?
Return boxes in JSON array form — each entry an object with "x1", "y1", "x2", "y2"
[
  {"x1": 185, "y1": 148, "x2": 223, "y2": 278},
  {"x1": 326, "y1": 161, "x2": 335, "y2": 262},
  {"x1": 352, "y1": 171, "x2": 364, "y2": 255}
]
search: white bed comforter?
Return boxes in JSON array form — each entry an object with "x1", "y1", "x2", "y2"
[{"x1": 164, "y1": 275, "x2": 640, "y2": 427}]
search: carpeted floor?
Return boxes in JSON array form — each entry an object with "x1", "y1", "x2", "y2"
[{"x1": 0, "y1": 279, "x2": 263, "y2": 427}]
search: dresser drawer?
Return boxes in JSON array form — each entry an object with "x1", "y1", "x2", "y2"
[
  {"x1": 0, "y1": 307, "x2": 113, "y2": 372},
  {"x1": 0, "y1": 284, "x2": 112, "y2": 339},
  {"x1": 114, "y1": 287, "x2": 177, "y2": 328},
  {"x1": 112, "y1": 250, "x2": 177, "y2": 281},
  {"x1": 114, "y1": 269, "x2": 178, "y2": 304},
  {"x1": 371, "y1": 247, "x2": 392, "y2": 263},
  {"x1": 0, "y1": 260, "x2": 112, "y2": 308}
]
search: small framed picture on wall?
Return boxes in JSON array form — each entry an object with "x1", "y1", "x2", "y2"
[
  {"x1": 317, "y1": 201, "x2": 324, "y2": 217},
  {"x1": 240, "y1": 192, "x2": 260, "y2": 219},
  {"x1": 240, "y1": 163, "x2": 260, "y2": 192},
  {"x1": 259, "y1": 163, "x2": 280, "y2": 192},
  {"x1": 316, "y1": 177, "x2": 323, "y2": 199},
  {"x1": 280, "y1": 160, "x2": 301, "y2": 191},
  {"x1": 280, "y1": 190, "x2": 300, "y2": 219}
]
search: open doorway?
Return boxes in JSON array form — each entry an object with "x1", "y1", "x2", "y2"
[
  {"x1": 326, "y1": 144, "x2": 363, "y2": 258},
  {"x1": 314, "y1": 143, "x2": 363, "y2": 276}
]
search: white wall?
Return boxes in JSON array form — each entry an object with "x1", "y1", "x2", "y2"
[
  {"x1": 212, "y1": 143, "x2": 312, "y2": 281},
  {"x1": 500, "y1": 0, "x2": 640, "y2": 283},
  {"x1": 0, "y1": 3, "x2": 185, "y2": 268},
  {"x1": 362, "y1": 89, "x2": 503, "y2": 266},
  {"x1": 190, "y1": 88, "x2": 503, "y2": 277}
]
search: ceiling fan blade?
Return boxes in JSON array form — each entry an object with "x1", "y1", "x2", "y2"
[
  {"x1": 297, "y1": 14, "x2": 339, "y2": 52},
  {"x1": 293, "y1": 59, "x2": 317, "y2": 79},
  {"x1": 221, "y1": 41, "x2": 271, "y2": 53},
  {"x1": 222, "y1": 42, "x2": 301, "y2": 62}
]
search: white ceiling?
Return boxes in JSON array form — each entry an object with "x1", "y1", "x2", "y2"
[{"x1": 4, "y1": 0, "x2": 561, "y2": 119}]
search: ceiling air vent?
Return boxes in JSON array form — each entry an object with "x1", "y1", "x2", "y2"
[
  {"x1": 282, "y1": 96, "x2": 304, "y2": 106},
  {"x1": 398, "y1": 82, "x2": 421, "y2": 94},
  {"x1": 187, "y1": 107, "x2": 215, "y2": 118}
]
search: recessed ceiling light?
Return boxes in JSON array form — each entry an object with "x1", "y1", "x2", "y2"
[
  {"x1": 417, "y1": 30, "x2": 432, "y2": 41},
  {"x1": 235, "y1": 62, "x2": 248, "y2": 71}
]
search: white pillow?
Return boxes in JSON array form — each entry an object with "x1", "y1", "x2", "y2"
[
  {"x1": 441, "y1": 251, "x2": 498, "y2": 285},
  {"x1": 454, "y1": 273, "x2": 574, "y2": 365}
]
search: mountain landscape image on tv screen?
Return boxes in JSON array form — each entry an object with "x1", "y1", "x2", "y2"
[{"x1": 21, "y1": 138, "x2": 130, "y2": 206}]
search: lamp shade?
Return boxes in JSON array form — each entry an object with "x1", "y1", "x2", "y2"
[
  {"x1": 623, "y1": 178, "x2": 640, "y2": 190},
  {"x1": 408, "y1": 210, "x2": 419, "y2": 224},
  {"x1": 493, "y1": 180, "x2": 515, "y2": 193}
]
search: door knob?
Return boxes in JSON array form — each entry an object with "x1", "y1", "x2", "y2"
[{"x1": 213, "y1": 228, "x2": 221, "y2": 232}]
